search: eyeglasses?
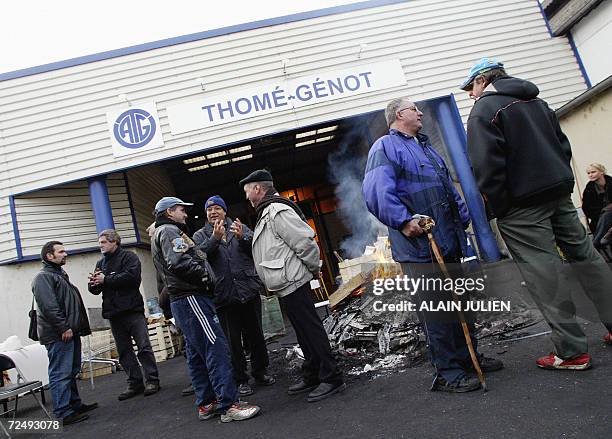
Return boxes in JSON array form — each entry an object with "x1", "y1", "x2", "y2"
[{"x1": 398, "y1": 106, "x2": 420, "y2": 114}]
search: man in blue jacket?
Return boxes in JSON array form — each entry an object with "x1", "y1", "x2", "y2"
[
  {"x1": 362, "y1": 97, "x2": 502, "y2": 393},
  {"x1": 193, "y1": 195, "x2": 275, "y2": 397}
]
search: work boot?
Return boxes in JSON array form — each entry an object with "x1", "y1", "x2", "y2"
[
  {"x1": 74, "y1": 402, "x2": 98, "y2": 414},
  {"x1": 118, "y1": 385, "x2": 144, "y2": 401},
  {"x1": 181, "y1": 384, "x2": 195, "y2": 396},
  {"x1": 287, "y1": 379, "x2": 319, "y2": 395},
  {"x1": 536, "y1": 352, "x2": 591, "y2": 370},
  {"x1": 432, "y1": 376, "x2": 481, "y2": 393},
  {"x1": 253, "y1": 374, "x2": 276, "y2": 386},
  {"x1": 238, "y1": 383, "x2": 254, "y2": 397},
  {"x1": 198, "y1": 400, "x2": 219, "y2": 420},
  {"x1": 143, "y1": 382, "x2": 160, "y2": 396},
  {"x1": 220, "y1": 402, "x2": 260, "y2": 423},
  {"x1": 462, "y1": 354, "x2": 504, "y2": 373},
  {"x1": 62, "y1": 412, "x2": 89, "y2": 425},
  {"x1": 604, "y1": 333, "x2": 612, "y2": 345},
  {"x1": 307, "y1": 382, "x2": 347, "y2": 402}
]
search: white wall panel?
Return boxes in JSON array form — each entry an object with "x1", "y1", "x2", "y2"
[
  {"x1": 571, "y1": 0, "x2": 612, "y2": 87},
  {"x1": 0, "y1": 0, "x2": 588, "y2": 207},
  {"x1": 9, "y1": 173, "x2": 137, "y2": 259}
]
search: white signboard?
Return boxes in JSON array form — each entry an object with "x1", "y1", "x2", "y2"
[
  {"x1": 166, "y1": 59, "x2": 406, "y2": 135},
  {"x1": 106, "y1": 102, "x2": 164, "y2": 157}
]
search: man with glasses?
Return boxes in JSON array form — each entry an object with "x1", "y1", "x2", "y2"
[{"x1": 362, "y1": 97, "x2": 503, "y2": 393}]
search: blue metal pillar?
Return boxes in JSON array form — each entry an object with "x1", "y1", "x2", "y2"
[
  {"x1": 433, "y1": 96, "x2": 501, "y2": 262},
  {"x1": 88, "y1": 176, "x2": 115, "y2": 233}
]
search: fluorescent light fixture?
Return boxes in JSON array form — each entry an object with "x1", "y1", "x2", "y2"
[
  {"x1": 296, "y1": 130, "x2": 316, "y2": 139},
  {"x1": 318, "y1": 125, "x2": 338, "y2": 134},
  {"x1": 209, "y1": 159, "x2": 230, "y2": 167},
  {"x1": 295, "y1": 140, "x2": 315, "y2": 148},
  {"x1": 188, "y1": 164, "x2": 210, "y2": 172},
  {"x1": 229, "y1": 145, "x2": 251, "y2": 154},
  {"x1": 316, "y1": 135, "x2": 334, "y2": 143}
]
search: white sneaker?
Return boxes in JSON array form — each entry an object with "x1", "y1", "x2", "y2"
[{"x1": 220, "y1": 402, "x2": 260, "y2": 423}]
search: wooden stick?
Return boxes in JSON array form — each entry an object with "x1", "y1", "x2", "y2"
[{"x1": 427, "y1": 231, "x2": 487, "y2": 392}]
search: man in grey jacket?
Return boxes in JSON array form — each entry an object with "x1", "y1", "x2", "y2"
[
  {"x1": 240, "y1": 169, "x2": 345, "y2": 402},
  {"x1": 32, "y1": 241, "x2": 98, "y2": 424}
]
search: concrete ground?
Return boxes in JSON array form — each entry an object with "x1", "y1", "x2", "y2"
[{"x1": 6, "y1": 261, "x2": 612, "y2": 439}]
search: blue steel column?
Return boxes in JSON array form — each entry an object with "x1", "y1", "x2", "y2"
[
  {"x1": 88, "y1": 176, "x2": 115, "y2": 233},
  {"x1": 433, "y1": 96, "x2": 501, "y2": 262}
]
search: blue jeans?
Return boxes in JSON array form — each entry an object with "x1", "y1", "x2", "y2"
[
  {"x1": 45, "y1": 337, "x2": 83, "y2": 419},
  {"x1": 171, "y1": 295, "x2": 238, "y2": 411}
]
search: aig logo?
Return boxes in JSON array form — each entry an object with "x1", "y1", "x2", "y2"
[{"x1": 113, "y1": 108, "x2": 157, "y2": 148}]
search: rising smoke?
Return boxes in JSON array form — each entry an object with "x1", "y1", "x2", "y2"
[{"x1": 328, "y1": 124, "x2": 386, "y2": 259}]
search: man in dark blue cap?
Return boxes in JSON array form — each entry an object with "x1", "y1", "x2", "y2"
[{"x1": 193, "y1": 195, "x2": 275, "y2": 398}]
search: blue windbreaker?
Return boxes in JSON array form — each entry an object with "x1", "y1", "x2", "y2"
[{"x1": 362, "y1": 129, "x2": 470, "y2": 262}]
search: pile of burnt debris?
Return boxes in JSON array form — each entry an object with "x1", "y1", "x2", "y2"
[{"x1": 320, "y1": 262, "x2": 542, "y2": 378}]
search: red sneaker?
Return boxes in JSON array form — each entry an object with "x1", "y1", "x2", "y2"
[
  {"x1": 536, "y1": 353, "x2": 591, "y2": 370},
  {"x1": 604, "y1": 333, "x2": 612, "y2": 345},
  {"x1": 198, "y1": 400, "x2": 218, "y2": 420}
]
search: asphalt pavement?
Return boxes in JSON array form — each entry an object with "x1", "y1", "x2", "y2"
[{"x1": 6, "y1": 260, "x2": 612, "y2": 439}]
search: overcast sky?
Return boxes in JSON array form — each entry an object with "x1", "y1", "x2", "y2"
[{"x1": 1, "y1": 0, "x2": 364, "y2": 75}]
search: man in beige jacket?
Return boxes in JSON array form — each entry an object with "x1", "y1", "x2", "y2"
[{"x1": 240, "y1": 169, "x2": 345, "y2": 402}]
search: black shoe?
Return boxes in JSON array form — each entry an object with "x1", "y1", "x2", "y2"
[
  {"x1": 63, "y1": 412, "x2": 89, "y2": 425},
  {"x1": 181, "y1": 384, "x2": 195, "y2": 396},
  {"x1": 118, "y1": 386, "x2": 144, "y2": 401},
  {"x1": 432, "y1": 376, "x2": 481, "y2": 393},
  {"x1": 307, "y1": 382, "x2": 347, "y2": 402},
  {"x1": 253, "y1": 374, "x2": 276, "y2": 386},
  {"x1": 75, "y1": 402, "x2": 98, "y2": 414},
  {"x1": 238, "y1": 383, "x2": 254, "y2": 397},
  {"x1": 144, "y1": 382, "x2": 160, "y2": 396},
  {"x1": 287, "y1": 379, "x2": 319, "y2": 395},
  {"x1": 463, "y1": 354, "x2": 504, "y2": 373}
]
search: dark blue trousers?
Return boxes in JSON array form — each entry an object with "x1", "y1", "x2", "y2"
[
  {"x1": 401, "y1": 261, "x2": 478, "y2": 385},
  {"x1": 171, "y1": 294, "x2": 238, "y2": 410}
]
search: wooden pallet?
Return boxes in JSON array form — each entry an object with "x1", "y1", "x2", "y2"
[{"x1": 134, "y1": 321, "x2": 180, "y2": 363}]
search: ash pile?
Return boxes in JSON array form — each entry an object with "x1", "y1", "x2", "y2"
[
  {"x1": 321, "y1": 238, "x2": 542, "y2": 378},
  {"x1": 323, "y1": 263, "x2": 426, "y2": 378}
]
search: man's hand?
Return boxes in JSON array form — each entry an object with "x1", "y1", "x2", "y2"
[
  {"x1": 62, "y1": 328, "x2": 74, "y2": 342},
  {"x1": 90, "y1": 271, "x2": 105, "y2": 285},
  {"x1": 401, "y1": 219, "x2": 424, "y2": 237},
  {"x1": 212, "y1": 220, "x2": 226, "y2": 240},
  {"x1": 229, "y1": 218, "x2": 243, "y2": 239}
]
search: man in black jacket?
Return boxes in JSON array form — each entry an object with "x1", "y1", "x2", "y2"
[
  {"x1": 193, "y1": 195, "x2": 275, "y2": 397},
  {"x1": 462, "y1": 57, "x2": 612, "y2": 369},
  {"x1": 32, "y1": 241, "x2": 97, "y2": 424},
  {"x1": 151, "y1": 196, "x2": 260, "y2": 423},
  {"x1": 88, "y1": 229, "x2": 160, "y2": 400}
]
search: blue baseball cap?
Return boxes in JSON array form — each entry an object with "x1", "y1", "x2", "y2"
[
  {"x1": 205, "y1": 195, "x2": 227, "y2": 212},
  {"x1": 154, "y1": 197, "x2": 193, "y2": 215},
  {"x1": 460, "y1": 57, "x2": 504, "y2": 91}
]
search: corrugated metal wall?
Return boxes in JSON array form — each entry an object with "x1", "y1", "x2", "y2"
[
  {"x1": 126, "y1": 165, "x2": 175, "y2": 244},
  {"x1": 12, "y1": 174, "x2": 137, "y2": 258},
  {"x1": 0, "y1": 0, "x2": 588, "y2": 262}
]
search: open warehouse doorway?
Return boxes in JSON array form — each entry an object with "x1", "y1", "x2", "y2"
[{"x1": 144, "y1": 96, "x2": 496, "y2": 293}]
